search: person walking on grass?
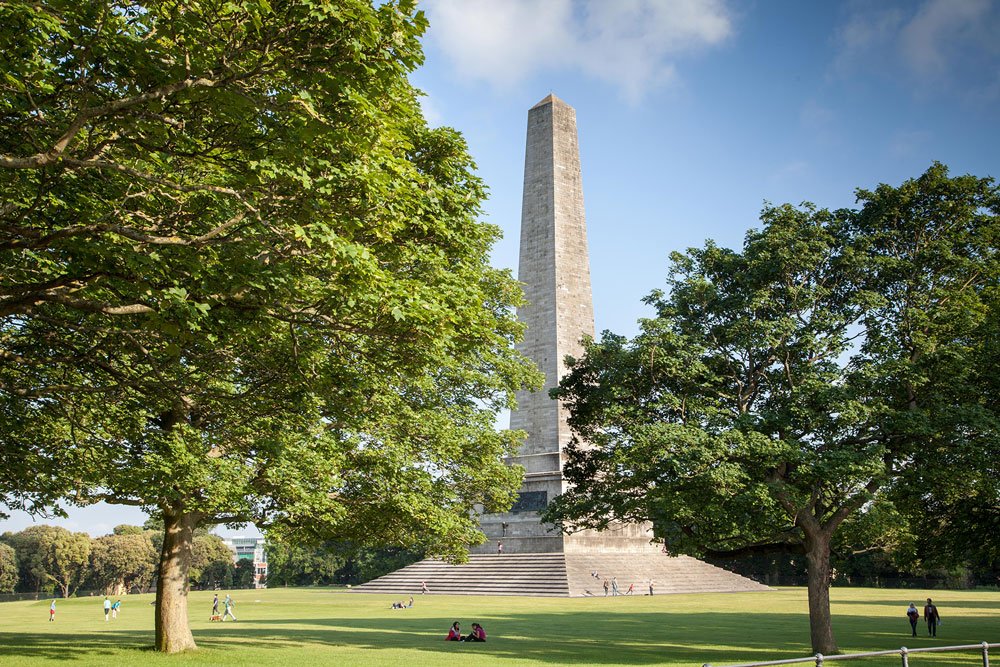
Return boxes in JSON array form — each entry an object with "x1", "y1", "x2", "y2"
[
  {"x1": 611, "y1": 577, "x2": 620, "y2": 596},
  {"x1": 906, "y1": 603, "x2": 919, "y2": 636},
  {"x1": 49, "y1": 599, "x2": 56, "y2": 622},
  {"x1": 603, "y1": 579, "x2": 609, "y2": 596},
  {"x1": 103, "y1": 596, "x2": 111, "y2": 621},
  {"x1": 212, "y1": 593, "x2": 219, "y2": 617},
  {"x1": 222, "y1": 594, "x2": 237, "y2": 622},
  {"x1": 924, "y1": 598, "x2": 941, "y2": 637}
]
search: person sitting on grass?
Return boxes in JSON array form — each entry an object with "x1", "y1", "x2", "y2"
[
  {"x1": 462, "y1": 622, "x2": 487, "y2": 642},
  {"x1": 445, "y1": 621, "x2": 461, "y2": 641}
]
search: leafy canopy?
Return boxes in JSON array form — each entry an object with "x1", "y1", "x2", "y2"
[
  {"x1": 0, "y1": 0, "x2": 539, "y2": 558},
  {"x1": 546, "y1": 163, "x2": 1000, "y2": 652}
]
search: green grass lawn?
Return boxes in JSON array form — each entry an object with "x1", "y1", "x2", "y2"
[{"x1": 0, "y1": 587, "x2": 997, "y2": 666}]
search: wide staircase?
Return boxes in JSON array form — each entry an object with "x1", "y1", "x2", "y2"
[
  {"x1": 350, "y1": 552, "x2": 768, "y2": 597},
  {"x1": 563, "y1": 553, "x2": 768, "y2": 596},
  {"x1": 351, "y1": 553, "x2": 569, "y2": 596}
]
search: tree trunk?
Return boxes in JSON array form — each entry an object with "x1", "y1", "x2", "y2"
[
  {"x1": 155, "y1": 509, "x2": 199, "y2": 653},
  {"x1": 803, "y1": 530, "x2": 838, "y2": 655}
]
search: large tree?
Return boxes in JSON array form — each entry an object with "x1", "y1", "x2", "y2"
[
  {"x1": 545, "y1": 164, "x2": 1000, "y2": 654},
  {"x1": 0, "y1": 0, "x2": 537, "y2": 652}
]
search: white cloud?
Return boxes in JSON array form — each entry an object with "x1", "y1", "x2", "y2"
[
  {"x1": 888, "y1": 129, "x2": 932, "y2": 158},
  {"x1": 899, "y1": 0, "x2": 992, "y2": 77},
  {"x1": 417, "y1": 90, "x2": 444, "y2": 127},
  {"x1": 832, "y1": 8, "x2": 904, "y2": 75},
  {"x1": 833, "y1": 0, "x2": 999, "y2": 94},
  {"x1": 769, "y1": 160, "x2": 811, "y2": 185},
  {"x1": 423, "y1": 0, "x2": 733, "y2": 102}
]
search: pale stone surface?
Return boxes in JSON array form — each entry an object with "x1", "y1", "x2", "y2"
[
  {"x1": 473, "y1": 94, "x2": 649, "y2": 554},
  {"x1": 358, "y1": 96, "x2": 770, "y2": 595}
]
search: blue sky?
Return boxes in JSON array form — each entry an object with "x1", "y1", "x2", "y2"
[{"x1": 3, "y1": 0, "x2": 998, "y2": 538}]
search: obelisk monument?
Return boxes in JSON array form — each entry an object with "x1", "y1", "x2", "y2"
[
  {"x1": 473, "y1": 93, "x2": 651, "y2": 553},
  {"x1": 354, "y1": 96, "x2": 770, "y2": 596}
]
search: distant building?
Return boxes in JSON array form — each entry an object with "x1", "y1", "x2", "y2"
[{"x1": 221, "y1": 536, "x2": 267, "y2": 589}]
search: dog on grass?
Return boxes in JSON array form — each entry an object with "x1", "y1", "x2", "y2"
[{"x1": 209, "y1": 614, "x2": 222, "y2": 622}]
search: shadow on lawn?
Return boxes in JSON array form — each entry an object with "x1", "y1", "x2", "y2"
[
  {"x1": 190, "y1": 611, "x2": 993, "y2": 665},
  {"x1": 0, "y1": 630, "x2": 154, "y2": 661},
  {"x1": 1, "y1": 610, "x2": 994, "y2": 665}
]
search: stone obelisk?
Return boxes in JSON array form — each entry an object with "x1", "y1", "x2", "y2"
[
  {"x1": 354, "y1": 96, "x2": 770, "y2": 596},
  {"x1": 473, "y1": 93, "x2": 650, "y2": 553}
]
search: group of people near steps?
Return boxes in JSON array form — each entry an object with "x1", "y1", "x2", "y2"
[{"x1": 906, "y1": 598, "x2": 942, "y2": 637}]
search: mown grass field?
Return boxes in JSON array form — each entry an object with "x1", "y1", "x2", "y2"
[{"x1": 0, "y1": 586, "x2": 997, "y2": 666}]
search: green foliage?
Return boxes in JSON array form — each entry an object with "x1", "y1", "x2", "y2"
[
  {"x1": 190, "y1": 534, "x2": 236, "y2": 590},
  {"x1": 234, "y1": 559, "x2": 256, "y2": 588},
  {"x1": 265, "y1": 539, "x2": 348, "y2": 587},
  {"x1": 0, "y1": 0, "x2": 535, "y2": 558},
  {"x1": 0, "y1": 0, "x2": 539, "y2": 650},
  {"x1": 1, "y1": 586, "x2": 999, "y2": 666},
  {"x1": 0, "y1": 542, "x2": 17, "y2": 593},
  {"x1": 87, "y1": 532, "x2": 157, "y2": 594},
  {"x1": 5, "y1": 525, "x2": 92, "y2": 597},
  {"x1": 546, "y1": 164, "x2": 1000, "y2": 652}
]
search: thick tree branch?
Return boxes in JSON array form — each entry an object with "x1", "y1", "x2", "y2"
[{"x1": 0, "y1": 75, "x2": 235, "y2": 170}]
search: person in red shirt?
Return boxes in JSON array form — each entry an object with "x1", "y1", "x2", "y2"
[{"x1": 445, "y1": 621, "x2": 461, "y2": 641}]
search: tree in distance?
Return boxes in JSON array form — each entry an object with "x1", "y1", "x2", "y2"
[
  {"x1": 88, "y1": 531, "x2": 158, "y2": 596},
  {"x1": 0, "y1": 0, "x2": 538, "y2": 653},
  {"x1": 4, "y1": 525, "x2": 92, "y2": 599},
  {"x1": 545, "y1": 163, "x2": 1000, "y2": 655},
  {"x1": 0, "y1": 542, "x2": 19, "y2": 594}
]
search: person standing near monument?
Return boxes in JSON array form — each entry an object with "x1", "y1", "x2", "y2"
[{"x1": 924, "y1": 598, "x2": 941, "y2": 636}]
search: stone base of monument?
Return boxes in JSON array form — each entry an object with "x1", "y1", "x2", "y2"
[{"x1": 350, "y1": 550, "x2": 769, "y2": 598}]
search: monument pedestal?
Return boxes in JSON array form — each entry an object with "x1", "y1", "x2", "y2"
[{"x1": 354, "y1": 94, "x2": 767, "y2": 596}]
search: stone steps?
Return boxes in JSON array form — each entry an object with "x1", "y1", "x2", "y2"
[
  {"x1": 351, "y1": 554, "x2": 569, "y2": 597},
  {"x1": 350, "y1": 552, "x2": 769, "y2": 598},
  {"x1": 564, "y1": 553, "x2": 769, "y2": 597}
]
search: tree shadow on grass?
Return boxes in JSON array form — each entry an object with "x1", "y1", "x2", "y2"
[
  {"x1": 1, "y1": 610, "x2": 995, "y2": 666},
  {"x1": 0, "y1": 630, "x2": 154, "y2": 662},
  {"x1": 193, "y1": 611, "x2": 996, "y2": 666}
]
